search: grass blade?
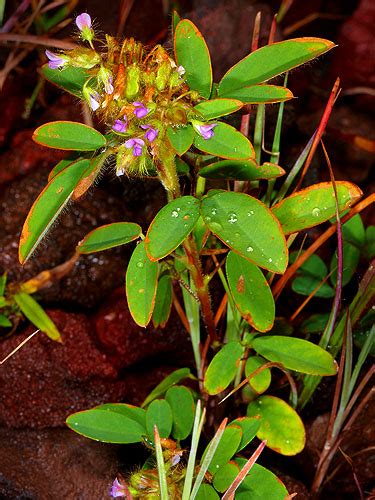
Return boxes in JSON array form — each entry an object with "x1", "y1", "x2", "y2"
[
  {"x1": 154, "y1": 425, "x2": 169, "y2": 500},
  {"x1": 190, "y1": 417, "x2": 227, "y2": 499}
]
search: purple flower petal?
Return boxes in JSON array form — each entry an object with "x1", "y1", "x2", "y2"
[
  {"x1": 89, "y1": 92, "x2": 100, "y2": 111},
  {"x1": 45, "y1": 50, "x2": 66, "y2": 70},
  {"x1": 110, "y1": 478, "x2": 126, "y2": 497},
  {"x1": 133, "y1": 145, "x2": 143, "y2": 156},
  {"x1": 197, "y1": 123, "x2": 217, "y2": 140},
  {"x1": 105, "y1": 77, "x2": 114, "y2": 95},
  {"x1": 75, "y1": 13, "x2": 92, "y2": 31},
  {"x1": 112, "y1": 118, "x2": 127, "y2": 133},
  {"x1": 125, "y1": 139, "x2": 136, "y2": 149},
  {"x1": 141, "y1": 124, "x2": 158, "y2": 143},
  {"x1": 133, "y1": 101, "x2": 149, "y2": 119}
]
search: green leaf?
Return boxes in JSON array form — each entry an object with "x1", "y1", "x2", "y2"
[
  {"x1": 174, "y1": 19, "x2": 212, "y2": 98},
  {"x1": 152, "y1": 274, "x2": 173, "y2": 328},
  {"x1": 166, "y1": 125, "x2": 194, "y2": 155},
  {"x1": 364, "y1": 226, "x2": 375, "y2": 259},
  {"x1": 245, "y1": 356, "x2": 271, "y2": 393},
  {"x1": 33, "y1": 121, "x2": 106, "y2": 151},
  {"x1": 247, "y1": 396, "x2": 305, "y2": 455},
  {"x1": 19, "y1": 158, "x2": 90, "y2": 263},
  {"x1": 194, "y1": 122, "x2": 255, "y2": 160},
  {"x1": 212, "y1": 462, "x2": 240, "y2": 493},
  {"x1": 230, "y1": 417, "x2": 261, "y2": 451},
  {"x1": 66, "y1": 408, "x2": 146, "y2": 443},
  {"x1": 40, "y1": 64, "x2": 90, "y2": 97},
  {"x1": 235, "y1": 460, "x2": 289, "y2": 499},
  {"x1": 201, "y1": 191, "x2": 288, "y2": 273},
  {"x1": 14, "y1": 292, "x2": 61, "y2": 342},
  {"x1": 48, "y1": 156, "x2": 81, "y2": 181},
  {"x1": 142, "y1": 368, "x2": 191, "y2": 407},
  {"x1": 145, "y1": 196, "x2": 200, "y2": 261},
  {"x1": 218, "y1": 37, "x2": 335, "y2": 95},
  {"x1": 77, "y1": 222, "x2": 141, "y2": 254},
  {"x1": 219, "y1": 84, "x2": 293, "y2": 104},
  {"x1": 252, "y1": 336, "x2": 337, "y2": 375},
  {"x1": 165, "y1": 386, "x2": 195, "y2": 440},
  {"x1": 204, "y1": 342, "x2": 243, "y2": 395},
  {"x1": 0, "y1": 273, "x2": 7, "y2": 296},
  {"x1": 341, "y1": 213, "x2": 365, "y2": 246},
  {"x1": 272, "y1": 182, "x2": 362, "y2": 235},
  {"x1": 301, "y1": 313, "x2": 330, "y2": 334},
  {"x1": 330, "y1": 241, "x2": 360, "y2": 287},
  {"x1": 199, "y1": 160, "x2": 285, "y2": 181},
  {"x1": 0, "y1": 315, "x2": 12, "y2": 328},
  {"x1": 72, "y1": 153, "x2": 108, "y2": 200},
  {"x1": 194, "y1": 98, "x2": 243, "y2": 120},
  {"x1": 291, "y1": 252, "x2": 334, "y2": 298},
  {"x1": 226, "y1": 251, "x2": 275, "y2": 332},
  {"x1": 196, "y1": 484, "x2": 220, "y2": 499},
  {"x1": 203, "y1": 425, "x2": 242, "y2": 474},
  {"x1": 146, "y1": 399, "x2": 173, "y2": 439},
  {"x1": 126, "y1": 242, "x2": 158, "y2": 327},
  {"x1": 96, "y1": 403, "x2": 146, "y2": 427}
]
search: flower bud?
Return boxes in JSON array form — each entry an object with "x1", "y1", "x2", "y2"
[
  {"x1": 155, "y1": 61, "x2": 171, "y2": 92},
  {"x1": 125, "y1": 65, "x2": 141, "y2": 100}
]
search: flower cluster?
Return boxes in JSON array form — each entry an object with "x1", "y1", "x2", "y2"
[{"x1": 45, "y1": 13, "x2": 217, "y2": 187}]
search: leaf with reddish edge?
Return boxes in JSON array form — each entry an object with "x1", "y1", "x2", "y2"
[
  {"x1": 272, "y1": 181, "x2": 363, "y2": 235},
  {"x1": 19, "y1": 158, "x2": 90, "y2": 264},
  {"x1": 194, "y1": 122, "x2": 255, "y2": 160},
  {"x1": 226, "y1": 251, "x2": 275, "y2": 332},
  {"x1": 33, "y1": 121, "x2": 106, "y2": 151},
  {"x1": 204, "y1": 342, "x2": 243, "y2": 395},
  {"x1": 72, "y1": 153, "x2": 108, "y2": 200},
  {"x1": 219, "y1": 84, "x2": 294, "y2": 104},
  {"x1": 152, "y1": 273, "x2": 173, "y2": 328},
  {"x1": 194, "y1": 98, "x2": 243, "y2": 120},
  {"x1": 174, "y1": 19, "x2": 212, "y2": 99},
  {"x1": 247, "y1": 395, "x2": 305, "y2": 455},
  {"x1": 77, "y1": 222, "x2": 142, "y2": 254},
  {"x1": 199, "y1": 160, "x2": 285, "y2": 181},
  {"x1": 125, "y1": 242, "x2": 158, "y2": 327},
  {"x1": 145, "y1": 196, "x2": 200, "y2": 261},
  {"x1": 218, "y1": 37, "x2": 335, "y2": 95},
  {"x1": 201, "y1": 191, "x2": 288, "y2": 273}
]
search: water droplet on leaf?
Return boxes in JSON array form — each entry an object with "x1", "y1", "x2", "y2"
[{"x1": 228, "y1": 213, "x2": 238, "y2": 224}]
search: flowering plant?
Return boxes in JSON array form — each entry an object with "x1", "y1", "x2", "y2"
[{"x1": 17, "y1": 10, "x2": 371, "y2": 499}]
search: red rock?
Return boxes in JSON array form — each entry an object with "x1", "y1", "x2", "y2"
[{"x1": 94, "y1": 287, "x2": 192, "y2": 370}]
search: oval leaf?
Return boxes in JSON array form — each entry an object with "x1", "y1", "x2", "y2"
[
  {"x1": 78, "y1": 222, "x2": 142, "y2": 254},
  {"x1": 245, "y1": 356, "x2": 271, "y2": 394},
  {"x1": 152, "y1": 274, "x2": 173, "y2": 328},
  {"x1": 66, "y1": 408, "x2": 146, "y2": 443},
  {"x1": 252, "y1": 336, "x2": 337, "y2": 375},
  {"x1": 145, "y1": 196, "x2": 200, "y2": 261},
  {"x1": 96, "y1": 403, "x2": 146, "y2": 427},
  {"x1": 19, "y1": 158, "x2": 90, "y2": 263},
  {"x1": 247, "y1": 396, "x2": 305, "y2": 455},
  {"x1": 14, "y1": 292, "x2": 61, "y2": 342},
  {"x1": 194, "y1": 122, "x2": 255, "y2": 160},
  {"x1": 213, "y1": 462, "x2": 240, "y2": 492},
  {"x1": 194, "y1": 98, "x2": 243, "y2": 120},
  {"x1": 226, "y1": 251, "x2": 275, "y2": 332},
  {"x1": 201, "y1": 191, "x2": 288, "y2": 273},
  {"x1": 199, "y1": 160, "x2": 285, "y2": 181},
  {"x1": 146, "y1": 399, "x2": 173, "y2": 439},
  {"x1": 142, "y1": 367, "x2": 192, "y2": 407},
  {"x1": 33, "y1": 121, "x2": 106, "y2": 151},
  {"x1": 166, "y1": 125, "x2": 194, "y2": 155},
  {"x1": 125, "y1": 242, "x2": 158, "y2": 327},
  {"x1": 272, "y1": 182, "x2": 362, "y2": 235},
  {"x1": 218, "y1": 37, "x2": 335, "y2": 95},
  {"x1": 174, "y1": 19, "x2": 212, "y2": 98},
  {"x1": 220, "y1": 84, "x2": 293, "y2": 103},
  {"x1": 230, "y1": 417, "x2": 261, "y2": 452},
  {"x1": 203, "y1": 425, "x2": 243, "y2": 474},
  {"x1": 40, "y1": 64, "x2": 90, "y2": 97},
  {"x1": 165, "y1": 386, "x2": 195, "y2": 440},
  {"x1": 196, "y1": 484, "x2": 220, "y2": 499},
  {"x1": 204, "y1": 341, "x2": 243, "y2": 395},
  {"x1": 235, "y1": 461, "x2": 289, "y2": 499}
]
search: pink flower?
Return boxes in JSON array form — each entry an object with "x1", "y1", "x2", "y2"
[
  {"x1": 125, "y1": 138, "x2": 145, "y2": 157},
  {"x1": 75, "y1": 13, "x2": 92, "y2": 31},
  {"x1": 45, "y1": 50, "x2": 66, "y2": 70},
  {"x1": 197, "y1": 123, "x2": 217, "y2": 140},
  {"x1": 110, "y1": 478, "x2": 127, "y2": 497},
  {"x1": 133, "y1": 101, "x2": 149, "y2": 119}
]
